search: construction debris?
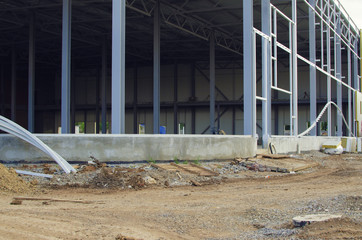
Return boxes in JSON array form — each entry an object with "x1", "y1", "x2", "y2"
[
  {"x1": 322, "y1": 140, "x2": 344, "y2": 155},
  {"x1": 15, "y1": 170, "x2": 53, "y2": 179},
  {"x1": 115, "y1": 234, "x2": 143, "y2": 240},
  {"x1": 233, "y1": 156, "x2": 319, "y2": 173},
  {"x1": 12, "y1": 197, "x2": 94, "y2": 204},
  {"x1": 152, "y1": 163, "x2": 219, "y2": 177},
  {"x1": 256, "y1": 154, "x2": 291, "y2": 159},
  {"x1": 293, "y1": 214, "x2": 342, "y2": 227}
]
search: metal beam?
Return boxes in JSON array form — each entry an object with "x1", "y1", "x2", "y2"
[
  {"x1": 209, "y1": 31, "x2": 215, "y2": 134},
  {"x1": 309, "y1": 0, "x2": 316, "y2": 136},
  {"x1": 96, "y1": 66, "x2": 100, "y2": 134},
  {"x1": 133, "y1": 65, "x2": 138, "y2": 134},
  {"x1": 336, "y1": 12, "x2": 342, "y2": 136},
  {"x1": 101, "y1": 37, "x2": 107, "y2": 134},
  {"x1": 326, "y1": 0, "x2": 332, "y2": 136},
  {"x1": 353, "y1": 38, "x2": 358, "y2": 135},
  {"x1": 153, "y1": 0, "x2": 160, "y2": 134},
  {"x1": 28, "y1": 12, "x2": 35, "y2": 132},
  {"x1": 111, "y1": 0, "x2": 126, "y2": 134},
  {"x1": 11, "y1": 48, "x2": 16, "y2": 122},
  {"x1": 0, "y1": 65, "x2": 4, "y2": 116},
  {"x1": 262, "y1": 0, "x2": 271, "y2": 147},
  {"x1": 292, "y1": 0, "x2": 298, "y2": 136},
  {"x1": 347, "y1": 46, "x2": 352, "y2": 137},
  {"x1": 191, "y1": 63, "x2": 196, "y2": 134},
  {"x1": 173, "y1": 61, "x2": 178, "y2": 134},
  {"x1": 61, "y1": 0, "x2": 71, "y2": 134},
  {"x1": 243, "y1": 0, "x2": 256, "y2": 136}
]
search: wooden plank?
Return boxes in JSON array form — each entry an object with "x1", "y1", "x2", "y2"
[
  {"x1": 151, "y1": 164, "x2": 169, "y2": 171},
  {"x1": 13, "y1": 197, "x2": 94, "y2": 204},
  {"x1": 170, "y1": 163, "x2": 200, "y2": 175},
  {"x1": 189, "y1": 163, "x2": 219, "y2": 176},
  {"x1": 290, "y1": 162, "x2": 319, "y2": 172},
  {"x1": 190, "y1": 179, "x2": 202, "y2": 186},
  {"x1": 257, "y1": 154, "x2": 290, "y2": 159}
]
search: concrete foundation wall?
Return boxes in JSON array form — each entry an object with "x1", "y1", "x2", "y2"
[
  {"x1": 268, "y1": 136, "x2": 362, "y2": 154},
  {"x1": 0, "y1": 134, "x2": 257, "y2": 163}
]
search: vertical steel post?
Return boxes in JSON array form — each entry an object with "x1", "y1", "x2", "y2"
[
  {"x1": 133, "y1": 65, "x2": 138, "y2": 134},
  {"x1": 347, "y1": 46, "x2": 352, "y2": 136},
  {"x1": 0, "y1": 65, "x2": 4, "y2": 116},
  {"x1": 292, "y1": 0, "x2": 298, "y2": 136},
  {"x1": 153, "y1": 0, "x2": 160, "y2": 134},
  {"x1": 309, "y1": 0, "x2": 317, "y2": 136},
  {"x1": 262, "y1": 0, "x2": 271, "y2": 147},
  {"x1": 61, "y1": 0, "x2": 71, "y2": 133},
  {"x1": 191, "y1": 63, "x2": 196, "y2": 134},
  {"x1": 112, "y1": 0, "x2": 126, "y2": 134},
  {"x1": 101, "y1": 38, "x2": 107, "y2": 134},
  {"x1": 173, "y1": 62, "x2": 178, "y2": 134},
  {"x1": 28, "y1": 12, "x2": 35, "y2": 132},
  {"x1": 96, "y1": 67, "x2": 100, "y2": 134},
  {"x1": 11, "y1": 48, "x2": 16, "y2": 122},
  {"x1": 336, "y1": 12, "x2": 342, "y2": 136},
  {"x1": 209, "y1": 32, "x2": 215, "y2": 134},
  {"x1": 243, "y1": 0, "x2": 256, "y2": 136},
  {"x1": 360, "y1": 30, "x2": 362, "y2": 92},
  {"x1": 70, "y1": 61, "x2": 75, "y2": 134},
  {"x1": 353, "y1": 39, "x2": 359, "y2": 135},
  {"x1": 326, "y1": 0, "x2": 331, "y2": 136}
]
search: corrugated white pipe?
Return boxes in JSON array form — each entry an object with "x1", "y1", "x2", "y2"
[
  {"x1": 0, "y1": 115, "x2": 76, "y2": 173},
  {"x1": 298, "y1": 101, "x2": 355, "y2": 137}
]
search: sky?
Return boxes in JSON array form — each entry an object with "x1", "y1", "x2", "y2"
[{"x1": 339, "y1": 0, "x2": 362, "y2": 30}]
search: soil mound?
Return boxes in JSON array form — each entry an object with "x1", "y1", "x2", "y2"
[
  {"x1": 296, "y1": 217, "x2": 362, "y2": 239},
  {"x1": 0, "y1": 163, "x2": 33, "y2": 194}
]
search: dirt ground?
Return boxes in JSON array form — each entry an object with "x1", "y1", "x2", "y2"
[{"x1": 0, "y1": 152, "x2": 361, "y2": 240}]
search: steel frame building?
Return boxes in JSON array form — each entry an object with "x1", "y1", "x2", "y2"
[{"x1": 0, "y1": 0, "x2": 360, "y2": 146}]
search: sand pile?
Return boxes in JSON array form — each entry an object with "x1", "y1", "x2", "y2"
[{"x1": 0, "y1": 163, "x2": 33, "y2": 193}]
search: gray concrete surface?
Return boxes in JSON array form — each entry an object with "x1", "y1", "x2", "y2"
[
  {"x1": 268, "y1": 136, "x2": 362, "y2": 154},
  {"x1": 0, "y1": 134, "x2": 257, "y2": 163},
  {"x1": 268, "y1": 136, "x2": 338, "y2": 154}
]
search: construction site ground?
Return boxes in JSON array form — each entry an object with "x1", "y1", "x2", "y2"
[{"x1": 0, "y1": 151, "x2": 361, "y2": 239}]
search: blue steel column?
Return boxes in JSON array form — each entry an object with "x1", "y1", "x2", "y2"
[
  {"x1": 153, "y1": 0, "x2": 160, "y2": 134},
  {"x1": 11, "y1": 48, "x2": 16, "y2": 122},
  {"x1": 28, "y1": 13, "x2": 35, "y2": 132},
  {"x1": 112, "y1": 0, "x2": 126, "y2": 134},
  {"x1": 353, "y1": 40, "x2": 359, "y2": 91},
  {"x1": 0, "y1": 66, "x2": 4, "y2": 116},
  {"x1": 243, "y1": 0, "x2": 256, "y2": 136},
  {"x1": 209, "y1": 32, "x2": 215, "y2": 134},
  {"x1": 353, "y1": 39, "x2": 358, "y2": 135},
  {"x1": 173, "y1": 62, "x2": 178, "y2": 134},
  {"x1": 292, "y1": 0, "x2": 298, "y2": 136},
  {"x1": 101, "y1": 38, "x2": 107, "y2": 134},
  {"x1": 261, "y1": 0, "x2": 271, "y2": 146},
  {"x1": 309, "y1": 0, "x2": 316, "y2": 136},
  {"x1": 336, "y1": 14, "x2": 342, "y2": 136},
  {"x1": 61, "y1": 0, "x2": 71, "y2": 133},
  {"x1": 347, "y1": 45, "x2": 352, "y2": 136}
]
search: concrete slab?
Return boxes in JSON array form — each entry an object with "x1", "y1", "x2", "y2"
[
  {"x1": 0, "y1": 134, "x2": 257, "y2": 163},
  {"x1": 268, "y1": 136, "x2": 343, "y2": 154}
]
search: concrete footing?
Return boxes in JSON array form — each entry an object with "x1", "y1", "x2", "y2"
[
  {"x1": 268, "y1": 136, "x2": 362, "y2": 154},
  {"x1": 0, "y1": 134, "x2": 257, "y2": 163}
]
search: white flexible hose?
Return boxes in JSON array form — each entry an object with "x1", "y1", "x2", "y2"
[{"x1": 298, "y1": 101, "x2": 355, "y2": 137}]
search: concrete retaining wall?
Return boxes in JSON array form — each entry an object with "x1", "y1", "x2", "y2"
[
  {"x1": 269, "y1": 136, "x2": 362, "y2": 154},
  {"x1": 0, "y1": 134, "x2": 257, "y2": 163}
]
